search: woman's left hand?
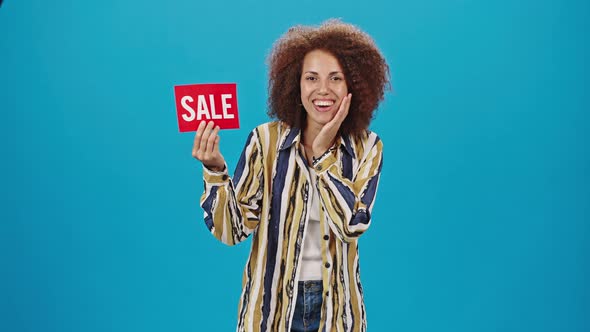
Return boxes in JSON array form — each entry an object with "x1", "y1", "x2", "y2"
[{"x1": 312, "y1": 93, "x2": 352, "y2": 158}]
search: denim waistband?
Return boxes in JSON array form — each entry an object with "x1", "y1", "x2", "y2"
[{"x1": 298, "y1": 280, "x2": 323, "y2": 293}]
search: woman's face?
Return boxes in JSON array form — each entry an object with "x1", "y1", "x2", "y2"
[{"x1": 300, "y1": 49, "x2": 348, "y2": 131}]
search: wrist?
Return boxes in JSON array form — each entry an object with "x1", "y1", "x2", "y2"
[
  {"x1": 204, "y1": 163, "x2": 225, "y2": 172},
  {"x1": 311, "y1": 146, "x2": 336, "y2": 166},
  {"x1": 312, "y1": 146, "x2": 330, "y2": 158}
]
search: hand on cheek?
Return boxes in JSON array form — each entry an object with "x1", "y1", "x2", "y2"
[{"x1": 312, "y1": 93, "x2": 352, "y2": 158}]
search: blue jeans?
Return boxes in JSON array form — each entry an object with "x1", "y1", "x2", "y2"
[{"x1": 291, "y1": 280, "x2": 323, "y2": 332}]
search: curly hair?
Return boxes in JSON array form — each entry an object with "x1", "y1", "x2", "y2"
[{"x1": 267, "y1": 19, "x2": 390, "y2": 138}]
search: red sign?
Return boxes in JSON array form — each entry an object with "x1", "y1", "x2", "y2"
[{"x1": 174, "y1": 83, "x2": 240, "y2": 132}]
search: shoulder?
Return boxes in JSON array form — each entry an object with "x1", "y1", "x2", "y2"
[
  {"x1": 350, "y1": 129, "x2": 382, "y2": 150},
  {"x1": 252, "y1": 121, "x2": 285, "y2": 135},
  {"x1": 365, "y1": 129, "x2": 381, "y2": 145},
  {"x1": 246, "y1": 121, "x2": 288, "y2": 148},
  {"x1": 343, "y1": 129, "x2": 383, "y2": 163}
]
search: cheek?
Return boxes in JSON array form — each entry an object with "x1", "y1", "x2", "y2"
[
  {"x1": 339, "y1": 84, "x2": 349, "y2": 96},
  {"x1": 300, "y1": 86, "x2": 312, "y2": 101}
]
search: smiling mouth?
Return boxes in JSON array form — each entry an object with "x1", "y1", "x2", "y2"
[{"x1": 313, "y1": 99, "x2": 335, "y2": 112}]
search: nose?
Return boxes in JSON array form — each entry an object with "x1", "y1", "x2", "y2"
[{"x1": 318, "y1": 79, "x2": 329, "y2": 95}]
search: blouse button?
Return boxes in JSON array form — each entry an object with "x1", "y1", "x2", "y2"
[
  {"x1": 325, "y1": 262, "x2": 331, "y2": 268},
  {"x1": 323, "y1": 235, "x2": 329, "y2": 241},
  {"x1": 222, "y1": 174, "x2": 228, "y2": 181}
]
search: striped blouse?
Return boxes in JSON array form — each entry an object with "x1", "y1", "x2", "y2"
[{"x1": 200, "y1": 121, "x2": 383, "y2": 332}]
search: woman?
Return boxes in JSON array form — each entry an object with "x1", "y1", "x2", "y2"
[{"x1": 192, "y1": 19, "x2": 390, "y2": 332}]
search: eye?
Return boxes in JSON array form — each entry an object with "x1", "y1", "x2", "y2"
[
  {"x1": 305, "y1": 76, "x2": 317, "y2": 81},
  {"x1": 331, "y1": 76, "x2": 343, "y2": 81}
]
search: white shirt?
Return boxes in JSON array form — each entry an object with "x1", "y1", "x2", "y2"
[{"x1": 299, "y1": 166, "x2": 322, "y2": 280}]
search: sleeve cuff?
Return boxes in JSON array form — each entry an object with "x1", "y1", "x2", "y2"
[
  {"x1": 311, "y1": 146, "x2": 337, "y2": 174},
  {"x1": 203, "y1": 164, "x2": 230, "y2": 184}
]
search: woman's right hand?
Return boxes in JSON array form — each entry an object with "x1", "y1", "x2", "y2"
[{"x1": 192, "y1": 120, "x2": 226, "y2": 171}]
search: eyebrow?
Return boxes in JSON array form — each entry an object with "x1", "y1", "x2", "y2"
[{"x1": 304, "y1": 71, "x2": 343, "y2": 75}]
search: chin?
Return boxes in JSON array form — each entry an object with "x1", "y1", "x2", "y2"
[{"x1": 316, "y1": 116, "x2": 335, "y2": 127}]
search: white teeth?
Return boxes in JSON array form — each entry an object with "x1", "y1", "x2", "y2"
[{"x1": 314, "y1": 100, "x2": 334, "y2": 107}]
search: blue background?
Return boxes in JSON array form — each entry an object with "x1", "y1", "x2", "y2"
[{"x1": 1, "y1": 0, "x2": 588, "y2": 331}]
